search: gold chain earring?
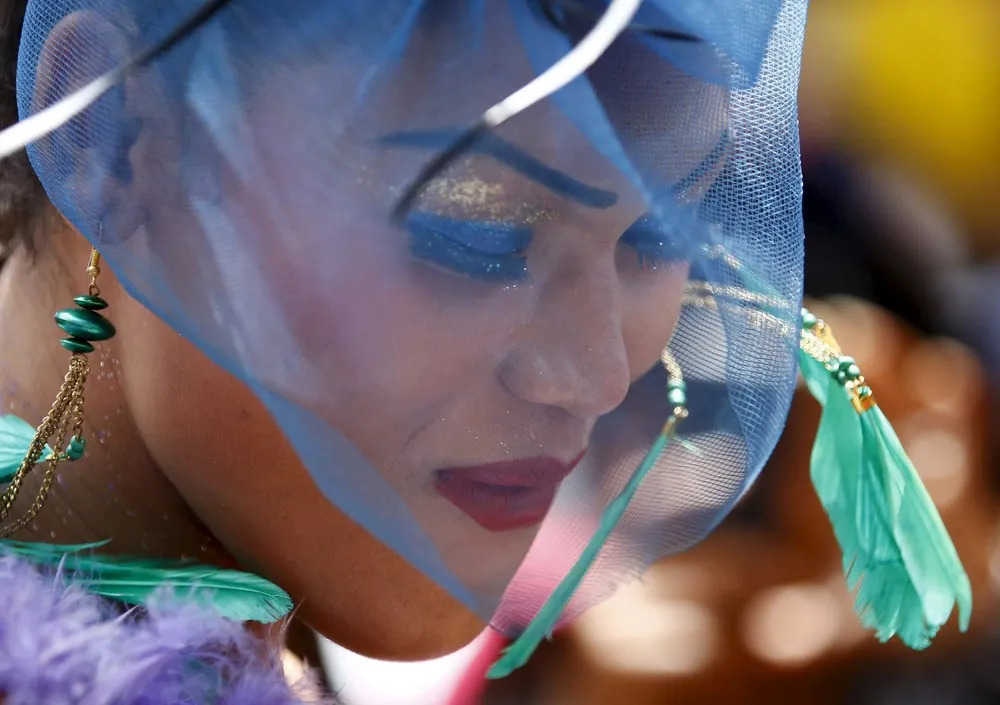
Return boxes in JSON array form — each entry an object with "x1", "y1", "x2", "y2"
[
  {"x1": 0, "y1": 248, "x2": 293, "y2": 624},
  {"x1": 0, "y1": 248, "x2": 114, "y2": 537}
]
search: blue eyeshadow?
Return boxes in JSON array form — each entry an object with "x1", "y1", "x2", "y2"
[{"x1": 406, "y1": 211, "x2": 532, "y2": 282}]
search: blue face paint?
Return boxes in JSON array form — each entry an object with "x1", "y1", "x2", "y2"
[
  {"x1": 394, "y1": 130, "x2": 713, "y2": 281},
  {"x1": 382, "y1": 129, "x2": 619, "y2": 209},
  {"x1": 619, "y1": 215, "x2": 698, "y2": 269},
  {"x1": 407, "y1": 208, "x2": 695, "y2": 283},
  {"x1": 406, "y1": 211, "x2": 532, "y2": 283}
]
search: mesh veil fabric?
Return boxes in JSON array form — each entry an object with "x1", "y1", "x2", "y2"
[{"x1": 14, "y1": 0, "x2": 807, "y2": 630}]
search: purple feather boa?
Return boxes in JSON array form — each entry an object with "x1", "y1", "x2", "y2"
[{"x1": 0, "y1": 554, "x2": 337, "y2": 704}]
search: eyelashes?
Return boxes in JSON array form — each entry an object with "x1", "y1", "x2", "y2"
[
  {"x1": 405, "y1": 211, "x2": 532, "y2": 283},
  {"x1": 405, "y1": 210, "x2": 690, "y2": 283},
  {"x1": 619, "y1": 216, "x2": 697, "y2": 270}
]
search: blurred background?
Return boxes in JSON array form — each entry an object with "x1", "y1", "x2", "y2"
[{"x1": 315, "y1": 1, "x2": 1000, "y2": 701}]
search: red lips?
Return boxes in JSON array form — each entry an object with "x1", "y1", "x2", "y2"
[{"x1": 434, "y1": 452, "x2": 586, "y2": 532}]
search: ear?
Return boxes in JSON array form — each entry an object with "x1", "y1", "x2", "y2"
[{"x1": 28, "y1": 10, "x2": 144, "y2": 243}]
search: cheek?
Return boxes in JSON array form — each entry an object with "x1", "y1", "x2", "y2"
[
  {"x1": 271, "y1": 212, "x2": 530, "y2": 431},
  {"x1": 113, "y1": 294, "x2": 284, "y2": 482},
  {"x1": 621, "y1": 262, "x2": 690, "y2": 379},
  {"x1": 113, "y1": 293, "x2": 484, "y2": 658}
]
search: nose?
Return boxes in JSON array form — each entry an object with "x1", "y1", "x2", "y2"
[{"x1": 500, "y1": 257, "x2": 631, "y2": 420}]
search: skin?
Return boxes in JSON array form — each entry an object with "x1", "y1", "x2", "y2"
[{"x1": 0, "y1": 8, "x2": 723, "y2": 661}]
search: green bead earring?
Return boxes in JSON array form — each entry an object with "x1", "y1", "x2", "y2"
[
  {"x1": 0, "y1": 248, "x2": 113, "y2": 537},
  {"x1": 0, "y1": 248, "x2": 294, "y2": 624}
]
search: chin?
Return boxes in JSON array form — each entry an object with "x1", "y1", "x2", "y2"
[{"x1": 302, "y1": 596, "x2": 487, "y2": 662}]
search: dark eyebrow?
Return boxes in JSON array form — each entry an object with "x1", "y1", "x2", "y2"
[{"x1": 380, "y1": 128, "x2": 618, "y2": 210}]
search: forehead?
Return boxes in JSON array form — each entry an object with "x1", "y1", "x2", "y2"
[{"x1": 235, "y1": 3, "x2": 728, "y2": 195}]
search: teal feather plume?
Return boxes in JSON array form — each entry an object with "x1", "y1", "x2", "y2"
[
  {"x1": 694, "y1": 251, "x2": 971, "y2": 647},
  {"x1": 854, "y1": 407, "x2": 972, "y2": 643},
  {"x1": 488, "y1": 422, "x2": 675, "y2": 679},
  {"x1": 801, "y1": 351, "x2": 861, "y2": 516},
  {"x1": 799, "y1": 311, "x2": 972, "y2": 649},
  {"x1": 0, "y1": 539, "x2": 293, "y2": 623},
  {"x1": 0, "y1": 415, "x2": 54, "y2": 482}
]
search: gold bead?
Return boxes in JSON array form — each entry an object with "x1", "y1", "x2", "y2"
[{"x1": 86, "y1": 266, "x2": 100, "y2": 279}]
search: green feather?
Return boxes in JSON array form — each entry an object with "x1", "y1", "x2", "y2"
[
  {"x1": 798, "y1": 350, "x2": 832, "y2": 406},
  {"x1": 488, "y1": 426, "x2": 673, "y2": 679},
  {"x1": 802, "y1": 350, "x2": 860, "y2": 509},
  {"x1": 0, "y1": 415, "x2": 54, "y2": 482},
  {"x1": 704, "y1": 256, "x2": 971, "y2": 645},
  {"x1": 0, "y1": 539, "x2": 293, "y2": 623},
  {"x1": 855, "y1": 407, "x2": 972, "y2": 643},
  {"x1": 799, "y1": 346, "x2": 972, "y2": 649}
]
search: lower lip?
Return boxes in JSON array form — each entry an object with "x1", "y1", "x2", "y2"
[{"x1": 434, "y1": 455, "x2": 584, "y2": 532}]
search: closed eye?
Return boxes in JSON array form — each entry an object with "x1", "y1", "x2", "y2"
[
  {"x1": 619, "y1": 215, "x2": 699, "y2": 270},
  {"x1": 405, "y1": 211, "x2": 533, "y2": 283}
]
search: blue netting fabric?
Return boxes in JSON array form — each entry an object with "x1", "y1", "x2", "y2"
[{"x1": 16, "y1": 0, "x2": 807, "y2": 630}]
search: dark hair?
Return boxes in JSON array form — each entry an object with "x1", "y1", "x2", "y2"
[{"x1": 0, "y1": 0, "x2": 47, "y2": 256}]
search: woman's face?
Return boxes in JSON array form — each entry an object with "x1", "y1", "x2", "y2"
[{"x1": 74, "y1": 10, "x2": 723, "y2": 660}]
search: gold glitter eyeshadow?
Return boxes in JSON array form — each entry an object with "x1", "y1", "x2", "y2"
[
  {"x1": 427, "y1": 176, "x2": 503, "y2": 210},
  {"x1": 425, "y1": 176, "x2": 554, "y2": 224}
]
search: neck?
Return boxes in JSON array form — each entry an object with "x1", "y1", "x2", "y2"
[{"x1": 0, "y1": 233, "x2": 233, "y2": 568}]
